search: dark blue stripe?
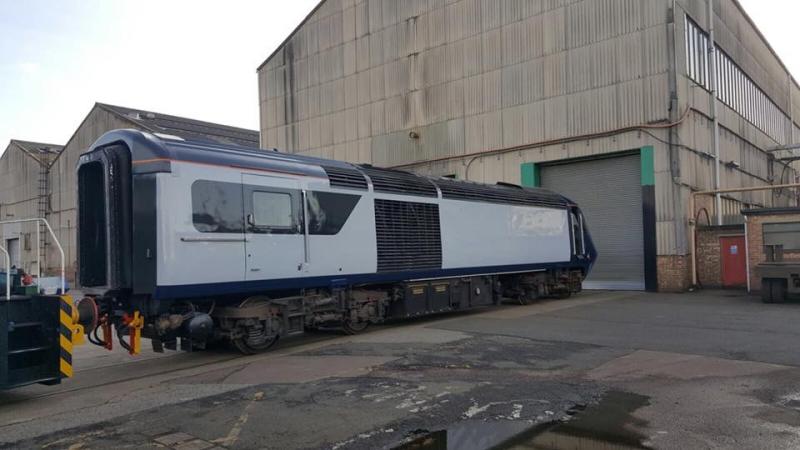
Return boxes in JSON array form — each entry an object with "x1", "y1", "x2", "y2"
[{"x1": 154, "y1": 261, "x2": 592, "y2": 300}]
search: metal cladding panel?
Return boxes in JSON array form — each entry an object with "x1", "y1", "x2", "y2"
[
  {"x1": 483, "y1": 69, "x2": 503, "y2": 112},
  {"x1": 501, "y1": 65, "x2": 522, "y2": 109},
  {"x1": 483, "y1": 28, "x2": 503, "y2": 71},
  {"x1": 642, "y1": 25, "x2": 669, "y2": 77},
  {"x1": 616, "y1": 32, "x2": 643, "y2": 83},
  {"x1": 483, "y1": 111, "x2": 504, "y2": 151},
  {"x1": 644, "y1": 73, "x2": 670, "y2": 123},
  {"x1": 502, "y1": 106, "x2": 525, "y2": 148},
  {"x1": 541, "y1": 154, "x2": 645, "y2": 290},
  {"x1": 655, "y1": 169, "x2": 682, "y2": 254},
  {"x1": 617, "y1": 79, "x2": 645, "y2": 126},
  {"x1": 463, "y1": 35, "x2": 482, "y2": 77},
  {"x1": 503, "y1": 20, "x2": 525, "y2": 66},
  {"x1": 481, "y1": 0, "x2": 501, "y2": 31},
  {"x1": 542, "y1": 7, "x2": 566, "y2": 55}
]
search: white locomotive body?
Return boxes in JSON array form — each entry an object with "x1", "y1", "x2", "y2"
[{"x1": 77, "y1": 130, "x2": 596, "y2": 353}]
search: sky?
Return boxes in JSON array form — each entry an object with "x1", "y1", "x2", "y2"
[
  {"x1": 0, "y1": 0, "x2": 319, "y2": 153},
  {"x1": 0, "y1": 0, "x2": 798, "y2": 156}
]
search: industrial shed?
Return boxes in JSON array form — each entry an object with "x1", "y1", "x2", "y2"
[
  {"x1": 1, "y1": 103, "x2": 260, "y2": 280},
  {"x1": 258, "y1": 0, "x2": 800, "y2": 291},
  {"x1": 0, "y1": 140, "x2": 63, "y2": 274}
]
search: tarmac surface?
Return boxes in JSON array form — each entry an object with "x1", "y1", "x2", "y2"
[{"x1": 2, "y1": 290, "x2": 800, "y2": 449}]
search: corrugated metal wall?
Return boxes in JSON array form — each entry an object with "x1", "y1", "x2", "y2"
[
  {"x1": 259, "y1": 0, "x2": 800, "y2": 262},
  {"x1": 0, "y1": 144, "x2": 44, "y2": 274},
  {"x1": 674, "y1": 0, "x2": 800, "y2": 224},
  {"x1": 260, "y1": 0, "x2": 672, "y2": 166}
]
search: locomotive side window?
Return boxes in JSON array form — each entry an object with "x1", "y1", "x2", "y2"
[
  {"x1": 252, "y1": 192, "x2": 293, "y2": 229},
  {"x1": 192, "y1": 181, "x2": 244, "y2": 233},
  {"x1": 306, "y1": 192, "x2": 361, "y2": 235},
  {"x1": 571, "y1": 211, "x2": 584, "y2": 255}
]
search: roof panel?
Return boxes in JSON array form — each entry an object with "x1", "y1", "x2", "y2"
[{"x1": 98, "y1": 103, "x2": 260, "y2": 148}]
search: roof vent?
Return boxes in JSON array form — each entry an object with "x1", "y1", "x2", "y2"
[
  {"x1": 145, "y1": 112, "x2": 156, "y2": 119},
  {"x1": 127, "y1": 112, "x2": 141, "y2": 120}
]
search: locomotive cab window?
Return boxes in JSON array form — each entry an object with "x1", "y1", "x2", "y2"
[
  {"x1": 252, "y1": 192, "x2": 293, "y2": 229},
  {"x1": 245, "y1": 188, "x2": 301, "y2": 234},
  {"x1": 571, "y1": 210, "x2": 585, "y2": 255}
]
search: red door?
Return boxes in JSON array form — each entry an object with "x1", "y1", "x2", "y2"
[{"x1": 720, "y1": 236, "x2": 747, "y2": 288}]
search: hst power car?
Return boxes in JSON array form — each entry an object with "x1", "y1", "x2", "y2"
[{"x1": 76, "y1": 130, "x2": 596, "y2": 354}]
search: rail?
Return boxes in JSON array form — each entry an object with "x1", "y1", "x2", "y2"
[{"x1": 0, "y1": 218, "x2": 65, "y2": 300}]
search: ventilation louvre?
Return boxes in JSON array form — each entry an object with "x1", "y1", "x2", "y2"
[
  {"x1": 359, "y1": 165, "x2": 438, "y2": 197},
  {"x1": 374, "y1": 199, "x2": 442, "y2": 272},
  {"x1": 323, "y1": 165, "x2": 368, "y2": 190},
  {"x1": 435, "y1": 178, "x2": 568, "y2": 208}
]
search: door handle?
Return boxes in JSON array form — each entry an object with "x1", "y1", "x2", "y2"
[{"x1": 250, "y1": 268, "x2": 261, "y2": 272}]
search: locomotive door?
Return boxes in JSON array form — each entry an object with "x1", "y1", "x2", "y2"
[{"x1": 242, "y1": 174, "x2": 306, "y2": 281}]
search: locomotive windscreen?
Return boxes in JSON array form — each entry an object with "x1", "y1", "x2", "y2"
[{"x1": 78, "y1": 162, "x2": 107, "y2": 286}]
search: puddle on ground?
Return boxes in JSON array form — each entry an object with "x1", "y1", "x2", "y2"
[{"x1": 395, "y1": 391, "x2": 651, "y2": 450}]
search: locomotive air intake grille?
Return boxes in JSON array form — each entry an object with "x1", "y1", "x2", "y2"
[
  {"x1": 322, "y1": 166, "x2": 369, "y2": 190},
  {"x1": 359, "y1": 165, "x2": 438, "y2": 197},
  {"x1": 374, "y1": 199, "x2": 442, "y2": 272},
  {"x1": 434, "y1": 178, "x2": 568, "y2": 208}
]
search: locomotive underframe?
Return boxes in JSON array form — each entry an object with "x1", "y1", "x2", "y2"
[{"x1": 90, "y1": 268, "x2": 582, "y2": 354}]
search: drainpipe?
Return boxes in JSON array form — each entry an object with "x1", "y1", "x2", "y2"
[
  {"x1": 708, "y1": 0, "x2": 723, "y2": 225},
  {"x1": 744, "y1": 216, "x2": 751, "y2": 292}
]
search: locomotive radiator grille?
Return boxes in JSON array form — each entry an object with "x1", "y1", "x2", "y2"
[{"x1": 374, "y1": 199, "x2": 442, "y2": 272}]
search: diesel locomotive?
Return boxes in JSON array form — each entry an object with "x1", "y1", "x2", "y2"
[{"x1": 75, "y1": 129, "x2": 596, "y2": 354}]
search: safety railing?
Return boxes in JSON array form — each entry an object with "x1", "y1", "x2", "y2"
[{"x1": 0, "y1": 218, "x2": 65, "y2": 300}]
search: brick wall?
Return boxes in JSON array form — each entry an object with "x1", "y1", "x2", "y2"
[
  {"x1": 745, "y1": 213, "x2": 800, "y2": 291},
  {"x1": 696, "y1": 225, "x2": 745, "y2": 288},
  {"x1": 657, "y1": 255, "x2": 691, "y2": 292}
]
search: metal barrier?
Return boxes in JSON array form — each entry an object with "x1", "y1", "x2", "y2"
[{"x1": 0, "y1": 218, "x2": 66, "y2": 300}]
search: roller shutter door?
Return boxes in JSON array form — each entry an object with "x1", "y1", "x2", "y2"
[{"x1": 541, "y1": 155, "x2": 644, "y2": 290}]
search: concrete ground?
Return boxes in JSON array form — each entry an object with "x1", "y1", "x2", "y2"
[{"x1": 2, "y1": 290, "x2": 800, "y2": 449}]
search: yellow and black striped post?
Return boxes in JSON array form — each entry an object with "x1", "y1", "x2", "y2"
[{"x1": 59, "y1": 295, "x2": 75, "y2": 379}]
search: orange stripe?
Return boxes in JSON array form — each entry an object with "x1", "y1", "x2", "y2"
[{"x1": 132, "y1": 157, "x2": 327, "y2": 179}]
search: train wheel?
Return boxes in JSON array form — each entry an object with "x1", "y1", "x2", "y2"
[
  {"x1": 231, "y1": 297, "x2": 280, "y2": 355},
  {"x1": 342, "y1": 319, "x2": 369, "y2": 335},
  {"x1": 517, "y1": 287, "x2": 538, "y2": 305}
]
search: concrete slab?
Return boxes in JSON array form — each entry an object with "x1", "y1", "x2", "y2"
[
  {"x1": 178, "y1": 355, "x2": 398, "y2": 385},
  {"x1": 588, "y1": 350, "x2": 787, "y2": 381},
  {"x1": 4, "y1": 290, "x2": 800, "y2": 449}
]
